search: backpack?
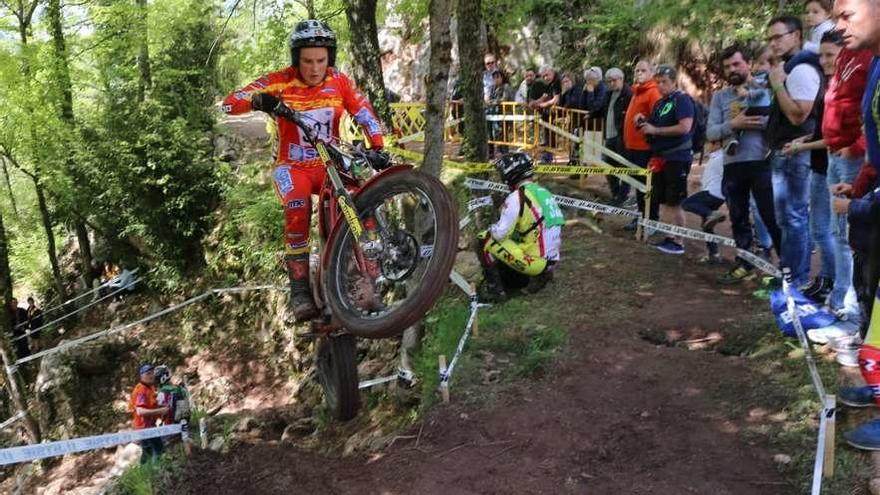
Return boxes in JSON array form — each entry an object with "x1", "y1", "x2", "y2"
[
  {"x1": 769, "y1": 288, "x2": 836, "y2": 338},
  {"x1": 689, "y1": 96, "x2": 708, "y2": 153},
  {"x1": 157, "y1": 384, "x2": 191, "y2": 423}
]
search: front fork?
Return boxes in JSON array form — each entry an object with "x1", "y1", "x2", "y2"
[{"x1": 320, "y1": 143, "x2": 380, "y2": 278}]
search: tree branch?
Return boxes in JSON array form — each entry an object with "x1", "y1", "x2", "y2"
[
  {"x1": 320, "y1": 6, "x2": 345, "y2": 21},
  {"x1": 0, "y1": 144, "x2": 36, "y2": 181},
  {"x1": 205, "y1": 0, "x2": 245, "y2": 66}
]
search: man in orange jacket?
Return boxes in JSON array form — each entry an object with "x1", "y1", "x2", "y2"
[
  {"x1": 129, "y1": 364, "x2": 169, "y2": 464},
  {"x1": 623, "y1": 60, "x2": 663, "y2": 229}
]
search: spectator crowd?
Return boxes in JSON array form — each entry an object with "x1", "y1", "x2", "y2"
[{"x1": 478, "y1": 0, "x2": 880, "y2": 450}]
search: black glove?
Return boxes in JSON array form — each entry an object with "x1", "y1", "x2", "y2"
[
  {"x1": 364, "y1": 149, "x2": 391, "y2": 170},
  {"x1": 250, "y1": 93, "x2": 280, "y2": 113}
]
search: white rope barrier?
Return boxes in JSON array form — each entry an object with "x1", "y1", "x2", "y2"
[
  {"x1": 439, "y1": 298, "x2": 487, "y2": 390},
  {"x1": 0, "y1": 412, "x2": 25, "y2": 431},
  {"x1": 12, "y1": 269, "x2": 143, "y2": 333},
  {"x1": 464, "y1": 177, "x2": 782, "y2": 278},
  {"x1": 11, "y1": 277, "x2": 143, "y2": 343},
  {"x1": 782, "y1": 271, "x2": 836, "y2": 494},
  {"x1": 14, "y1": 285, "x2": 287, "y2": 367},
  {"x1": 449, "y1": 271, "x2": 476, "y2": 298},
  {"x1": 0, "y1": 424, "x2": 182, "y2": 466},
  {"x1": 782, "y1": 274, "x2": 827, "y2": 402}
]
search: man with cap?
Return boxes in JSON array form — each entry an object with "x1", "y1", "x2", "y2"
[{"x1": 129, "y1": 363, "x2": 169, "y2": 463}]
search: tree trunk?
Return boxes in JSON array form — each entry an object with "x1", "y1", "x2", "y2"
[
  {"x1": 342, "y1": 0, "x2": 393, "y2": 131},
  {"x1": 456, "y1": 0, "x2": 487, "y2": 162},
  {"x1": 48, "y1": 0, "x2": 93, "y2": 284},
  {"x1": 0, "y1": 211, "x2": 41, "y2": 444},
  {"x1": 136, "y1": 0, "x2": 152, "y2": 103},
  {"x1": 33, "y1": 179, "x2": 67, "y2": 301},
  {"x1": 74, "y1": 221, "x2": 93, "y2": 286},
  {"x1": 48, "y1": 0, "x2": 73, "y2": 121},
  {"x1": 1, "y1": 158, "x2": 18, "y2": 218},
  {"x1": 422, "y1": 0, "x2": 453, "y2": 177}
]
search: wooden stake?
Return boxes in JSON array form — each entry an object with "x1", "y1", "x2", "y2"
[
  {"x1": 199, "y1": 417, "x2": 208, "y2": 450},
  {"x1": 823, "y1": 394, "x2": 836, "y2": 478},
  {"x1": 438, "y1": 354, "x2": 450, "y2": 403},
  {"x1": 470, "y1": 283, "x2": 479, "y2": 337}
]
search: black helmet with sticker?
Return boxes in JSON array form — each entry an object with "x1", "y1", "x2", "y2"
[{"x1": 494, "y1": 152, "x2": 534, "y2": 187}]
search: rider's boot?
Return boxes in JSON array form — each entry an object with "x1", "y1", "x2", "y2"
[
  {"x1": 285, "y1": 254, "x2": 319, "y2": 322},
  {"x1": 524, "y1": 268, "x2": 554, "y2": 295},
  {"x1": 473, "y1": 237, "x2": 507, "y2": 303}
]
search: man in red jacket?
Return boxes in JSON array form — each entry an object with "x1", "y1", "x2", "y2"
[
  {"x1": 822, "y1": 45, "x2": 873, "y2": 326},
  {"x1": 222, "y1": 20, "x2": 387, "y2": 321}
]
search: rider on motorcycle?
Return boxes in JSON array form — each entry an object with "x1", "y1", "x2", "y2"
[
  {"x1": 475, "y1": 152, "x2": 563, "y2": 302},
  {"x1": 222, "y1": 19, "x2": 389, "y2": 322}
]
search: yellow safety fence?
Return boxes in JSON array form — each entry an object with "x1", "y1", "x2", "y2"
[
  {"x1": 344, "y1": 103, "x2": 610, "y2": 164},
  {"x1": 342, "y1": 101, "x2": 650, "y2": 192}
]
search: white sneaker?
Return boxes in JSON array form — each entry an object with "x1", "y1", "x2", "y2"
[
  {"x1": 807, "y1": 320, "x2": 859, "y2": 345},
  {"x1": 828, "y1": 333, "x2": 862, "y2": 352},
  {"x1": 828, "y1": 334, "x2": 862, "y2": 368},
  {"x1": 836, "y1": 348, "x2": 860, "y2": 367}
]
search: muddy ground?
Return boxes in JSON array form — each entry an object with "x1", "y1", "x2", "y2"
[{"x1": 173, "y1": 215, "x2": 800, "y2": 494}]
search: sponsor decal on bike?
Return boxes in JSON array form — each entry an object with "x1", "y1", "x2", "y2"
[
  {"x1": 287, "y1": 199, "x2": 306, "y2": 209},
  {"x1": 234, "y1": 90, "x2": 250, "y2": 100},
  {"x1": 420, "y1": 245, "x2": 434, "y2": 258},
  {"x1": 221, "y1": 104, "x2": 232, "y2": 113},
  {"x1": 273, "y1": 166, "x2": 294, "y2": 195},
  {"x1": 337, "y1": 196, "x2": 364, "y2": 238},
  {"x1": 316, "y1": 142, "x2": 331, "y2": 163}
]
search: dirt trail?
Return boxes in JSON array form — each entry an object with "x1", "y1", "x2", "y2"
[{"x1": 175, "y1": 229, "x2": 797, "y2": 495}]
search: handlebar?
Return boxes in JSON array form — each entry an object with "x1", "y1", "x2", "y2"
[{"x1": 270, "y1": 101, "x2": 390, "y2": 171}]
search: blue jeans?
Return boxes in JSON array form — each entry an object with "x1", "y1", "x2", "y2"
[
  {"x1": 771, "y1": 151, "x2": 811, "y2": 286},
  {"x1": 827, "y1": 153, "x2": 864, "y2": 314},
  {"x1": 809, "y1": 172, "x2": 835, "y2": 280}
]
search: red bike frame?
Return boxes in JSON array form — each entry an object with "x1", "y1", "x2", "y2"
[{"x1": 312, "y1": 163, "x2": 414, "y2": 317}]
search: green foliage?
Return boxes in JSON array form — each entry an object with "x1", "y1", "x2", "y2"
[
  {"x1": 415, "y1": 292, "x2": 568, "y2": 408},
  {"x1": 415, "y1": 294, "x2": 472, "y2": 409},
  {"x1": 110, "y1": 456, "x2": 169, "y2": 495},
  {"x1": 208, "y1": 160, "x2": 282, "y2": 280},
  {"x1": 72, "y1": 0, "x2": 225, "y2": 280},
  {"x1": 109, "y1": 448, "x2": 188, "y2": 495},
  {"x1": 472, "y1": 297, "x2": 568, "y2": 377}
]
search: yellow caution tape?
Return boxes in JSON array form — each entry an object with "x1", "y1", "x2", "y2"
[{"x1": 388, "y1": 146, "x2": 650, "y2": 177}]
